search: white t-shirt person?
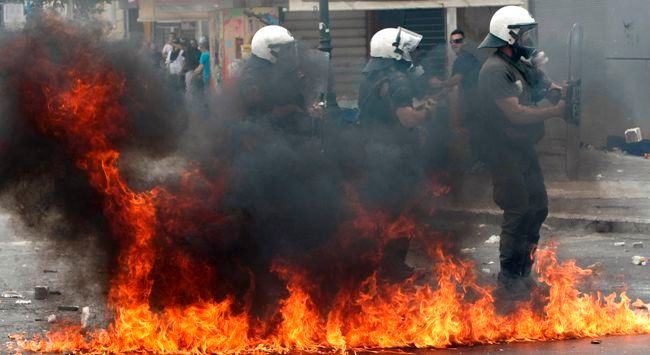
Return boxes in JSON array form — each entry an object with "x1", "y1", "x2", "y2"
[{"x1": 167, "y1": 48, "x2": 185, "y2": 75}]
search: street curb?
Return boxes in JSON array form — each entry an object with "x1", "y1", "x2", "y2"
[{"x1": 435, "y1": 207, "x2": 650, "y2": 235}]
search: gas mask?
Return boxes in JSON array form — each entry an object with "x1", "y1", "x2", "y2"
[{"x1": 510, "y1": 24, "x2": 538, "y2": 61}]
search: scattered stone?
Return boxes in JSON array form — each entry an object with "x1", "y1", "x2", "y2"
[
  {"x1": 478, "y1": 224, "x2": 486, "y2": 228},
  {"x1": 43, "y1": 269, "x2": 58, "y2": 273},
  {"x1": 34, "y1": 286, "x2": 48, "y2": 300},
  {"x1": 47, "y1": 314, "x2": 57, "y2": 323},
  {"x1": 34, "y1": 318, "x2": 45, "y2": 322},
  {"x1": 15, "y1": 300, "x2": 31, "y2": 305},
  {"x1": 591, "y1": 339, "x2": 601, "y2": 344},
  {"x1": 632, "y1": 256, "x2": 646, "y2": 265},
  {"x1": 81, "y1": 307, "x2": 90, "y2": 329},
  {"x1": 596, "y1": 174, "x2": 603, "y2": 180},
  {"x1": 616, "y1": 169, "x2": 624, "y2": 173},
  {"x1": 481, "y1": 268, "x2": 491, "y2": 274},
  {"x1": 460, "y1": 248, "x2": 476, "y2": 254},
  {"x1": 58, "y1": 305, "x2": 79, "y2": 312},
  {"x1": 633, "y1": 242, "x2": 644, "y2": 248},
  {"x1": 485, "y1": 235, "x2": 500, "y2": 244},
  {"x1": 614, "y1": 242, "x2": 626, "y2": 247},
  {"x1": 49, "y1": 290, "x2": 62, "y2": 296},
  {"x1": 1, "y1": 291, "x2": 23, "y2": 298}
]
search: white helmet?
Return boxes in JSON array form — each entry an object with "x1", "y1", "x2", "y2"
[
  {"x1": 370, "y1": 27, "x2": 422, "y2": 62},
  {"x1": 251, "y1": 25, "x2": 295, "y2": 63},
  {"x1": 478, "y1": 5, "x2": 537, "y2": 55}
]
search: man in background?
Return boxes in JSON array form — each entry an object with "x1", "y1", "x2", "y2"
[{"x1": 432, "y1": 29, "x2": 482, "y2": 171}]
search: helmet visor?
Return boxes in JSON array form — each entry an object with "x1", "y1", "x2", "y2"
[
  {"x1": 510, "y1": 24, "x2": 538, "y2": 49},
  {"x1": 396, "y1": 27, "x2": 423, "y2": 61}
]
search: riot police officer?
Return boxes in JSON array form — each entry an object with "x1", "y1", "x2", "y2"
[
  {"x1": 358, "y1": 27, "x2": 433, "y2": 131},
  {"x1": 477, "y1": 6, "x2": 565, "y2": 299},
  {"x1": 357, "y1": 27, "x2": 436, "y2": 281},
  {"x1": 237, "y1": 25, "x2": 311, "y2": 135}
]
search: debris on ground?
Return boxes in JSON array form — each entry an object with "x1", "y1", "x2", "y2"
[
  {"x1": 81, "y1": 306, "x2": 90, "y2": 329},
  {"x1": 482, "y1": 261, "x2": 496, "y2": 265},
  {"x1": 15, "y1": 299, "x2": 31, "y2": 305},
  {"x1": 633, "y1": 242, "x2": 644, "y2": 248},
  {"x1": 460, "y1": 247, "x2": 476, "y2": 254},
  {"x1": 591, "y1": 339, "x2": 602, "y2": 344},
  {"x1": 587, "y1": 262, "x2": 604, "y2": 274},
  {"x1": 47, "y1": 314, "x2": 56, "y2": 323},
  {"x1": 596, "y1": 174, "x2": 603, "y2": 180},
  {"x1": 58, "y1": 305, "x2": 79, "y2": 312},
  {"x1": 1, "y1": 291, "x2": 23, "y2": 298},
  {"x1": 485, "y1": 235, "x2": 500, "y2": 244},
  {"x1": 49, "y1": 290, "x2": 62, "y2": 295},
  {"x1": 43, "y1": 269, "x2": 58, "y2": 273},
  {"x1": 614, "y1": 242, "x2": 626, "y2": 247},
  {"x1": 632, "y1": 256, "x2": 646, "y2": 265},
  {"x1": 7, "y1": 334, "x2": 24, "y2": 341},
  {"x1": 34, "y1": 286, "x2": 48, "y2": 300},
  {"x1": 481, "y1": 268, "x2": 491, "y2": 274}
]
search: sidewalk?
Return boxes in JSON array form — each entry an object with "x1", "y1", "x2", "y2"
[{"x1": 438, "y1": 148, "x2": 650, "y2": 233}]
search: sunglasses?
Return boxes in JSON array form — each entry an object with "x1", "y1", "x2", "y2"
[{"x1": 449, "y1": 38, "x2": 464, "y2": 44}]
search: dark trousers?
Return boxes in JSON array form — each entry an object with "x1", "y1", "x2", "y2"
[{"x1": 491, "y1": 150, "x2": 548, "y2": 279}]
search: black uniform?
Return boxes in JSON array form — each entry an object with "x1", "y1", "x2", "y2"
[
  {"x1": 237, "y1": 55, "x2": 308, "y2": 135},
  {"x1": 357, "y1": 58, "x2": 425, "y2": 280},
  {"x1": 478, "y1": 51, "x2": 551, "y2": 288}
]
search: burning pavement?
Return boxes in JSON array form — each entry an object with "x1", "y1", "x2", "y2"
[{"x1": 0, "y1": 17, "x2": 650, "y2": 354}]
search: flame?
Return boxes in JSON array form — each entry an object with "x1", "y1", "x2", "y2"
[{"x1": 10, "y1": 18, "x2": 650, "y2": 353}]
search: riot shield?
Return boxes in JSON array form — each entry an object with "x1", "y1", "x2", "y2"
[{"x1": 565, "y1": 23, "x2": 583, "y2": 180}]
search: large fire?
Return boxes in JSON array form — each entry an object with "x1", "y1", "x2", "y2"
[{"x1": 5, "y1": 17, "x2": 650, "y2": 353}]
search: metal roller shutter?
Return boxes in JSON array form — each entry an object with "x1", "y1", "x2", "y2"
[
  {"x1": 402, "y1": 9, "x2": 447, "y2": 76},
  {"x1": 282, "y1": 10, "x2": 367, "y2": 101}
]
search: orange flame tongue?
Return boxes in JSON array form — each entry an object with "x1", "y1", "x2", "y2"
[{"x1": 39, "y1": 70, "x2": 156, "y2": 308}]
